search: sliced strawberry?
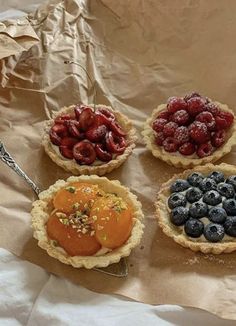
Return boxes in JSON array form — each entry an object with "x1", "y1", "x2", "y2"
[
  {"x1": 79, "y1": 107, "x2": 95, "y2": 131},
  {"x1": 85, "y1": 125, "x2": 107, "y2": 142},
  {"x1": 97, "y1": 108, "x2": 115, "y2": 120},
  {"x1": 73, "y1": 141, "x2": 96, "y2": 165},
  {"x1": 211, "y1": 130, "x2": 226, "y2": 148},
  {"x1": 95, "y1": 143, "x2": 112, "y2": 162},
  {"x1": 93, "y1": 112, "x2": 111, "y2": 127},
  {"x1": 106, "y1": 132, "x2": 126, "y2": 154},
  {"x1": 60, "y1": 137, "x2": 78, "y2": 149},
  {"x1": 51, "y1": 124, "x2": 68, "y2": 135},
  {"x1": 109, "y1": 121, "x2": 126, "y2": 137},
  {"x1": 49, "y1": 130, "x2": 61, "y2": 146},
  {"x1": 67, "y1": 120, "x2": 82, "y2": 138},
  {"x1": 59, "y1": 146, "x2": 74, "y2": 159},
  {"x1": 55, "y1": 114, "x2": 72, "y2": 124}
]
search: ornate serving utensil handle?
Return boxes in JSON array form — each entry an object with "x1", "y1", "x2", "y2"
[{"x1": 0, "y1": 141, "x2": 128, "y2": 277}]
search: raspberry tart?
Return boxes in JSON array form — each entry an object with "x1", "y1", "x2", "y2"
[
  {"x1": 156, "y1": 163, "x2": 236, "y2": 254},
  {"x1": 43, "y1": 104, "x2": 137, "y2": 175},
  {"x1": 142, "y1": 92, "x2": 236, "y2": 168},
  {"x1": 31, "y1": 175, "x2": 144, "y2": 268}
]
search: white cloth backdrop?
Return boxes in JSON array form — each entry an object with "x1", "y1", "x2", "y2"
[{"x1": 0, "y1": 1, "x2": 235, "y2": 325}]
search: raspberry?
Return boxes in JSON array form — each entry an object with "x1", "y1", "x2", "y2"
[
  {"x1": 157, "y1": 110, "x2": 169, "y2": 120},
  {"x1": 189, "y1": 121, "x2": 210, "y2": 144},
  {"x1": 178, "y1": 142, "x2": 196, "y2": 155},
  {"x1": 197, "y1": 143, "x2": 213, "y2": 158},
  {"x1": 187, "y1": 97, "x2": 206, "y2": 117},
  {"x1": 163, "y1": 137, "x2": 178, "y2": 152},
  {"x1": 205, "y1": 102, "x2": 220, "y2": 116},
  {"x1": 184, "y1": 92, "x2": 201, "y2": 102},
  {"x1": 171, "y1": 109, "x2": 189, "y2": 125},
  {"x1": 167, "y1": 97, "x2": 187, "y2": 114},
  {"x1": 211, "y1": 130, "x2": 226, "y2": 148},
  {"x1": 215, "y1": 111, "x2": 234, "y2": 130},
  {"x1": 163, "y1": 122, "x2": 178, "y2": 137},
  {"x1": 174, "y1": 126, "x2": 189, "y2": 145},
  {"x1": 152, "y1": 118, "x2": 167, "y2": 132},
  {"x1": 196, "y1": 111, "x2": 216, "y2": 130},
  {"x1": 155, "y1": 132, "x2": 165, "y2": 146}
]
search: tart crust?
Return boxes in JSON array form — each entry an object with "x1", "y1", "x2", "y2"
[
  {"x1": 156, "y1": 163, "x2": 236, "y2": 254},
  {"x1": 43, "y1": 104, "x2": 137, "y2": 175},
  {"x1": 31, "y1": 175, "x2": 144, "y2": 269},
  {"x1": 142, "y1": 102, "x2": 236, "y2": 168}
]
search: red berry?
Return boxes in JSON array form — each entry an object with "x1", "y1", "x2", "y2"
[
  {"x1": 152, "y1": 118, "x2": 167, "y2": 132},
  {"x1": 196, "y1": 111, "x2": 216, "y2": 131},
  {"x1": 167, "y1": 97, "x2": 187, "y2": 114},
  {"x1": 171, "y1": 109, "x2": 189, "y2": 125},
  {"x1": 106, "y1": 132, "x2": 126, "y2": 154},
  {"x1": 184, "y1": 92, "x2": 201, "y2": 102},
  {"x1": 60, "y1": 137, "x2": 78, "y2": 149},
  {"x1": 205, "y1": 102, "x2": 220, "y2": 116},
  {"x1": 59, "y1": 146, "x2": 74, "y2": 159},
  {"x1": 163, "y1": 122, "x2": 178, "y2": 137},
  {"x1": 55, "y1": 114, "x2": 72, "y2": 124},
  {"x1": 109, "y1": 121, "x2": 126, "y2": 137},
  {"x1": 79, "y1": 107, "x2": 95, "y2": 131},
  {"x1": 95, "y1": 143, "x2": 112, "y2": 162},
  {"x1": 51, "y1": 124, "x2": 68, "y2": 135},
  {"x1": 187, "y1": 97, "x2": 206, "y2": 117},
  {"x1": 179, "y1": 142, "x2": 196, "y2": 156},
  {"x1": 49, "y1": 130, "x2": 61, "y2": 146},
  {"x1": 155, "y1": 131, "x2": 165, "y2": 145},
  {"x1": 174, "y1": 126, "x2": 189, "y2": 145},
  {"x1": 215, "y1": 111, "x2": 234, "y2": 130},
  {"x1": 94, "y1": 112, "x2": 111, "y2": 127},
  {"x1": 97, "y1": 108, "x2": 115, "y2": 120},
  {"x1": 157, "y1": 110, "x2": 169, "y2": 120},
  {"x1": 189, "y1": 121, "x2": 210, "y2": 144},
  {"x1": 197, "y1": 143, "x2": 213, "y2": 158},
  {"x1": 85, "y1": 125, "x2": 107, "y2": 142},
  {"x1": 73, "y1": 141, "x2": 96, "y2": 165},
  {"x1": 162, "y1": 137, "x2": 178, "y2": 152},
  {"x1": 67, "y1": 120, "x2": 83, "y2": 138},
  {"x1": 211, "y1": 130, "x2": 226, "y2": 148}
]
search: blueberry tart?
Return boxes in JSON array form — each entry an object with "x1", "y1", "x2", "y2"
[
  {"x1": 31, "y1": 175, "x2": 144, "y2": 268},
  {"x1": 142, "y1": 92, "x2": 236, "y2": 168},
  {"x1": 156, "y1": 163, "x2": 236, "y2": 254},
  {"x1": 43, "y1": 104, "x2": 137, "y2": 175}
]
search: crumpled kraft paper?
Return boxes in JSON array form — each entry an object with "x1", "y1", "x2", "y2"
[{"x1": 0, "y1": 0, "x2": 236, "y2": 320}]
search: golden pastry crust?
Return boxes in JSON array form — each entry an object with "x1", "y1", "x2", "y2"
[
  {"x1": 31, "y1": 175, "x2": 144, "y2": 269},
  {"x1": 142, "y1": 102, "x2": 236, "y2": 168},
  {"x1": 42, "y1": 104, "x2": 137, "y2": 175},
  {"x1": 156, "y1": 163, "x2": 236, "y2": 254}
]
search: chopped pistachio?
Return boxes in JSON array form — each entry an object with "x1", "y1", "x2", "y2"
[
  {"x1": 72, "y1": 202, "x2": 80, "y2": 210},
  {"x1": 92, "y1": 215, "x2": 97, "y2": 221},
  {"x1": 82, "y1": 228, "x2": 87, "y2": 234},
  {"x1": 59, "y1": 218, "x2": 70, "y2": 225},
  {"x1": 90, "y1": 230, "x2": 95, "y2": 236},
  {"x1": 66, "y1": 186, "x2": 76, "y2": 193}
]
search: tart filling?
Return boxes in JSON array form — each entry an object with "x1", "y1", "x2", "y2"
[
  {"x1": 31, "y1": 175, "x2": 144, "y2": 268},
  {"x1": 142, "y1": 92, "x2": 236, "y2": 168},
  {"x1": 43, "y1": 104, "x2": 137, "y2": 175},
  {"x1": 156, "y1": 163, "x2": 236, "y2": 254}
]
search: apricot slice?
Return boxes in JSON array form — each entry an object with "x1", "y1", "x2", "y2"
[
  {"x1": 47, "y1": 212, "x2": 101, "y2": 256},
  {"x1": 53, "y1": 182, "x2": 103, "y2": 214},
  {"x1": 90, "y1": 195, "x2": 133, "y2": 249}
]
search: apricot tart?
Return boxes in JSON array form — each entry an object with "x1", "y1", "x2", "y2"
[
  {"x1": 156, "y1": 163, "x2": 236, "y2": 254},
  {"x1": 43, "y1": 104, "x2": 137, "y2": 175},
  {"x1": 142, "y1": 92, "x2": 236, "y2": 168},
  {"x1": 31, "y1": 175, "x2": 144, "y2": 268}
]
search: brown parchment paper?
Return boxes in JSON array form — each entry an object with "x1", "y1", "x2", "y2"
[{"x1": 1, "y1": 0, "x2": 236, "y2": 320}]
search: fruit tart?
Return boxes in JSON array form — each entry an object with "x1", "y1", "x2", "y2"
[
  {"x1": 31, "y1": 175, "x2": 144, "y2": 268},
  {"x1": 142, "y1": 92, "x2": 236, "y2": 168},
  {"x1": 43, "y1": 104, "x2": 137, "y2": 175},
  {"x1": 156, "y1": 163, "x2": 236, "y2": 254}
]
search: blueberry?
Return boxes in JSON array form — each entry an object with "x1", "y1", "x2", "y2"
[
  {"x1": 226, "y1": 175, "x2": 236, "y2": 190},
  {"x1": 184, "y1": 218, "x2": 204, "y2": 238},
  {"x1": 224, "y1": 216, "x2": 236, "y2": 237},
  {"x1": 185, "y1": 187, "x2": 203, "y2": 203},
  {"x1": 170, "y1": 207, "x2": 189, "y2": 226},
  {"x1": 208, "y1": 207, "x2": 227, "y2": 224},
  {"x1": 217, "y1": 182, "x2": 235, "y2": 198},
  {"x1": 208, "y1": 171, "x2": 225, "y2": 184},
  {"x1": 199, "y1": 178, "x2": 217, "y2": 192},
  {"x1": 187, "y1": 172, "x2": 204, "y2": 187},
  {"x1": 189, "y1": 202, "x2": 208, "y2": 218},
  {"x1": 203, "y1": 190, "x2": 222, "y2": 206},
  {"x1": 168, "y1": 193, "x2": 186, "y2": 209},
  {"x1": 223, "y1": 199, "x2": 236, "y2": 216},
  {"x1": 170, "y1": 179, "x2": 190, "y2": 193},
  {"x1": 203, "y1": 223, "x2": 225, "y2": 242}
]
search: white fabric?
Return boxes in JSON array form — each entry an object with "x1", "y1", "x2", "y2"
[
  {"x1": 0, "y1": 4, "x2": 235, "y2": 325},
  {"x1": 0, "y1": 248, "x2": 235, "y2": 326}
]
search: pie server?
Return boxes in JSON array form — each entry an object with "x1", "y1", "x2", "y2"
[{"x1": 0, "y1": 141, "x2": 128, "y2": 277}]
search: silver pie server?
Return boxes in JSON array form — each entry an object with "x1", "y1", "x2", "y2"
[{"x1": 0, "y1": 141, "x2": 128, "y2": 277}]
